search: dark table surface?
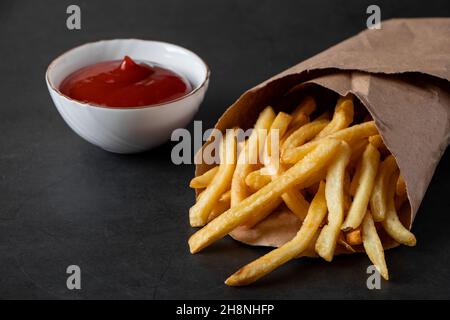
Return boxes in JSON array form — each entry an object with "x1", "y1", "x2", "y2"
[{"x1": 0, "y1": 0, "x2": 449, "y2": 299}]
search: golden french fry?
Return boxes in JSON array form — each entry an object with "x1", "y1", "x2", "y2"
[
  {"x1": 263, "y1": 112, "x2": 292, "y2": 164},
  {"x1": 285, "y1": 97, "x2": 315, "y2": 138},
  {"x1": 291, "y1": 96, "x2": 316, "y2": 118},
  {"x1": 188, "y1": 139, "x2": 341, "y2": 254},
  {"x1": 252, "y1": 113, "x2": 309, "y2": 226},
  {"x1": 281, "y1": 189, "x2": 309, "y2": 221},
  {"x1": 247, "y1": 167, "x2": 310, "y2": 227},
  {"x1": 225, "y1": 181, "x2": 328, "y2": 286},
  {"x1": 245, "y1": 169, "x2": 271, "y2": 191},
  {"x1": 370, "y1": 155, "x2": 398, "y2": 221},
  {"x1": 342, "y1": 143, "x2": 380, "y2": 231},
  {"x1": 349, "y1": 138, "x2": 369, "y2": 165},
  {"x1": 315, "y1": 141, "x2": 351, "y2": 261},
  {"x1": 345, "y1": 228, "x2": 362, "y2": 245},
  {"x1": 316, "y1": 111, "x2": 331, "y2": 121},
  {"x1": 349, "y1": 158, "x2": 362, "y2": 196},
  {"x1": 315, "y1": 95, "x2": 354, "y2": 139},
  {"x1": 189, "y1": 129, "x2": 237, "y2": 227},
  {"x1": 282, "y1": 119, "x2": 329, "y2": 152},
  {"x1": 220, "y1": 190, "x2": 231, "y2": 202},
  {"x1": 283, "y1": 121, "x2": 378, "y2": 164},
  {"x1": 189, "y1": 166, "x2": 219, "y2": 189},
  {"x1": 382, "y1": 172, "x2": 416, "y2": 246},
  {"x1": 396, "y1": 175, "x2": 406, "y2": 197},
  {"x1": 207, "y1": 191, "x2": 231, "y2": 222},
  {"x1": 362, "y1": 211, "x2": 389, "y2": 280},
  {"x1": 231, "y1": 107, "x2": 275, "y2": 207},
  {"x1": 369, "y1": 134, "x2": 385, "y2": 149}
]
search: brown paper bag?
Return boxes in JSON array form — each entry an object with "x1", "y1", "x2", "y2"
[{"x1": 195, "y1": 18, "x2": 450, "y2": 250}]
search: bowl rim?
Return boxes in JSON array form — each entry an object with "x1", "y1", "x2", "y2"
[{"x1": 46, "y1": 38, "x2": 210, "y2": 110}]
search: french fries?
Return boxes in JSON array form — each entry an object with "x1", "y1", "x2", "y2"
[
  {"x1": 315, "y1": 142, "x2": 351, "y2": 261},
  {"x1": 207, "y1": 191, "x2": 231, "y2": 222},
  {"x1": 189, "y1": 129, "x2": 237, "y2": 227},
  {"x1": 282, "y1": 121, "x2": 378, "y2": 164},
  {"x1": 189, "y1": 166, "x2": 218, "y2": 189},
  {"x1": 362, "y1": 211, "x2": 389, "y2": 280},
  {"x1": 189, "y1": 139, "x2": 341, "y2": 254},
  {"x1": 370, "y1": 155, "x2": 398, "y2": 221},
  {"x1": 245, "y1": 169, "x2": 271, "y2": 191},
  {"x1": 289, "y1": 96, "x2": 316, "y2": 129},
  {"x1": 231, "y1": 106, "x2": 275, "y2": 207},
  {"x1": 341, "y1": 143, "x2": 380, "y2": 231},
  {"x1": 282, "y1": 118, "x2": 329, "y2": 151},
  {"x1": 381, "y1": 172, "x2": 417, "y2": 246},
  {"x1": 187, "y1": 93, "x2": 416, "y2": 286},
  {"x1": 225, "y1": 182, "x2": 328, "y2": 286},
  {"x1": 314, "y1": 95, "x2": 354, "y2": 139}
]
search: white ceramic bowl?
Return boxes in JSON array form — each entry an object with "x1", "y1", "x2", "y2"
[{"x1": 46, "y1": 39, "x2": 209, "y2": 153}]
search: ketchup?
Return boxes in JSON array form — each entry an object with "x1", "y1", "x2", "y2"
[{"x1": 59, "y1": 56, "x2": 192, "y2": 107}]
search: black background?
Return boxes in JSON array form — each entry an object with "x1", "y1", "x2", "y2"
[{"x1": 0, "y1": 0, "x2": 449, "y2": 299}]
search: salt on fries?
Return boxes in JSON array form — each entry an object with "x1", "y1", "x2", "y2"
[{"x1": 188, "y1": 94, "x2": 416, "y2": 286}]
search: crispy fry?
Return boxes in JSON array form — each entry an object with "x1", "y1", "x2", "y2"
[
  {"x1": 316, "y1": 111, "x2": 331, "y2": 121},
  {"x1": 255, "y1": 113, "x2": 309, "y2": 225},
  {"x1": 368, "y1": 134, "x2": 384, "y2": 149},
  {"x1": 345, "y1": 228, "x2": 362, "y2": 245},
  {"x1": 281, "y1": 189, "x2": 310, "y2": 221},
  {"x1": 292, "y1": 96, "x2": 316, "y2": 117},
  {"x1": 189, "y1": 139, "x2": 341, "y2": 254},
  {"x1": 207, "y1": 191, "x2": 231, "y2": 222},
  {"x1": 282, "y1": 121, "x2": 378, "y2": 164},
  {"x1": 263, "y1": 112, "x2": 292, "y2": 165},
  {"x1": 362, "y1": 211, "x2": 389, "y2": 280},
  {"x1": 285, "y1": 97, "x2": 316, "y2": 136},
  {"x1": 282, "y1": 119, "x2": 329, "y2": 152},
  {"x1": 245, "y1": 169, "x2": 271, "y2": 191},
  {"x1": 316, "y1": 142, "x2": 351, "y2": 261},
  {"x1": 382, "y1": 172, "x2": 416, "y2": 246},
  {"x1": 315, "y1": 95, "x2": 354, "y2": 139},
  {"x1": 225, "y1": 182, "x2": 328, "y2": 286},
  {"x1": 370, "y1": 155, "x2": 398, "y2": 221},
  {"x1": 231, "y1": 107, "x2": 275, "y2": 207},
  {"x1": 342, "y1": 143, "x2": 380, "y2": 231},
  {"x1": 189, "y1": 166, "x2": 219, "y2": 189},
  {"x1": 349, "y1": 158, "x2": 362, "y2": 196},
  {"x1": 349, "y1": 138, "x2": 369, "y2": 165},
  {"x1": 189, "y1": 129, "x2": 237, "y2": 227}
]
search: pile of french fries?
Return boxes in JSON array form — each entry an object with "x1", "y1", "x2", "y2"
[{"x1": 188, "y1": 94, "x2": 416, "y2": 286}]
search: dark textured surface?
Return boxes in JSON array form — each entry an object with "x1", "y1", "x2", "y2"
[{"x1": 0, "y1": 0, "x2": 449, "y2": 299}]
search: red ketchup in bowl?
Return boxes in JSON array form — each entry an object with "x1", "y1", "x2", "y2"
[{"x1": 59, "y1": 56, "x2": 192, "y2": 107}]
